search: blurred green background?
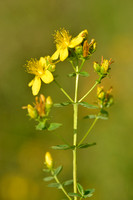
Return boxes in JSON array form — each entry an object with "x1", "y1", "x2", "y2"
[{"x1": 0, "y1": 0, "x2": 133, "y2": 199}]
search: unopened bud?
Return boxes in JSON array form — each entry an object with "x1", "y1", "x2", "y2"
[
  {"x1": 45, "y1": 152, "x2": 53, "y2": 168},
  {"x1": 46, "y1": 96, "x2": 53, "y2": 110},
  {"x1": 93, "y1": 62, "x2": 100, "y2": 72},
  {"x1": 100, "y1": 59, "x2": 109, "y2": 74},
  {"x1": 97, "y1": 86, "x2": 105, "y2": 100},
  {"x1": 22, "y1": 104, "x2": 37, "y2": 119}
]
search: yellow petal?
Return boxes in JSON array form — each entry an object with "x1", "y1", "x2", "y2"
[
  {"x1": 32, "y1": 76, "x2": 41, "y2": 96},
  {"x1": 69, "y1": 36, "x2": 83, "y2": 48},
  {"x1": 28, "y1": 79, "x2": 34, "y2": 87},
  {"x1": 69, "y1": 29, "x2": 88, "y2": 48},
  {"x1": 60, "y1": 48, "x2": 68, "y2": 61},
  {"x1": 41, "y1": 70, "x2": 54, "y2": 84},
  {"x1": 39, "y1": 57, "x2": 46, "y2": 66},
  {"x1": 51, "y1": 49, "x2": 60, "y2": 60}
]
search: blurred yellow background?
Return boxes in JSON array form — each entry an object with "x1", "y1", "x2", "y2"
[{"x1": 0, "y1": 0, "x2": 133, "y2": 199}]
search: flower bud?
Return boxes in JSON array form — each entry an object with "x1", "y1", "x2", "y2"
[
  {"x1": 97, "y1": 86, "x2": 105, "y2": 100},
  {"x1": 100, "y1": 59, "x2": 109, "y2": 74},
  {"x1": 45, "y1": 152, "x2": 53, "y2": 168},
  {"x1": 22, "y1": 104, "x2": 37, "y2": 119},
  {"x1": 75, "y1": 45, "x2": 83, "y2": 56},
  {"x1": 46, "y1": 96, "x2": 53, "y2": 110},
  {"x1": 93, "y1": 62, "x2": 100, "y2": 72}
]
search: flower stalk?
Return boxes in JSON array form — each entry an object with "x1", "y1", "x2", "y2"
[
  {"x1": 23, "y1": 28, "x2": 114, "y2": 200},
  {"x1": 73, "y1": 66, "x2": 79, "y2": 199}
]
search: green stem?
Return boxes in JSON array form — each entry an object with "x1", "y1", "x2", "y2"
[
  {"x1": 73, "y1": 66, "x2": 79, "y2": 200},
  {"x1": 53, "y1": 173, "x2": 72, "y2": 200},
  {"x1": 78, "y1": 81, "x2": 98, "y2": 103},
  {"x1": 78, "y1": 116, "x2": 98, "y2": 146},
  {"x1": 79, "y1": 59, "x2": 85, "y2": 72},
  {"x1": 54, "y1": 79, "x2": 74, "y2": 103}
]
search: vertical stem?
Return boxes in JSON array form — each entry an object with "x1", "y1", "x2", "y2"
[{"x1": 73, "y1": 66, "x2": 79, "y2": 200}]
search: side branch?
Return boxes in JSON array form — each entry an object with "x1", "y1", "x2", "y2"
[{"x1": 54, "y1": 79, "x2": 74, "y2": 102}]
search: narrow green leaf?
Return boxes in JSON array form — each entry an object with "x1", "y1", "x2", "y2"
[
  {"x1": 77, "y1": 142, "x2": 96, "y2": 149},
  {"x1": 77, "y1": 183, "x2": 84, "y2": 196},
  {"x1": 83, "y1": 115, "x2": 97, "y2": 119},
  {"x1": 84, "y1": 193, "x2": 93, "y2": 198},
  {"x1": 43, "y1": 176, "x2": 54, "y2": 182},
  {"x1": 53, "y1": 166, "x2": 63, "y2": 176},
  {"x1": 42, "y1": 168, "x2": 50, "y2": 173},
  {"x1": 54, "y1": 102, "x2": 72, "y2": 107},
  {"x1": 78, "y1": 71, "x2": 89, "y2": 77},
  {"x1": 48, "y1": 182, "x2": 62, "y2": 189},
  {"x1": 51, "y1": 144, "x2": 74, "y2": 150},
  {"x1": 78, "y1": 102, "x2": 98, "y2": 109},
  {"x1": 97, "y1": 115, "x2": 108, "y2": 120},
  {"x1": 48, "y1": 123, "x2": 62, "y2": 131},
  {"x1": 63, "y1": 179, "x2": 73, "y2": 186},
  {"x1": 68, "y1": 192, "x2": 82, "y2": 197},
  {"x1": 68, "y1": 72, "x2": 76, "y2": 77}
]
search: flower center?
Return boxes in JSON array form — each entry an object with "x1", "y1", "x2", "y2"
[{"x1": 54, "y1": 28, "x2": 71, "y2": 48}]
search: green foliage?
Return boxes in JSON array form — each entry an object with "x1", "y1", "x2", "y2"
[
  {"x1": 48, "y1": 183, "x2": 62, "y2": 189},
  {"x1": 77, "y1": 142, "x2": 96, "y2": 149},
  {"x1": 43, "y1": 176, "x2": 54, "y2": 181},
  {"x1": 54, "y1": 102, "x2": 72, "y2": 107},
  {"x1": 51, "y1": 144, "x2": 74, "y2": 150},
  {"x1": 77, "y1": 183, "x2": 84, "y2": 196},
  {"x1": 68, "y1": 192, "x2": 82, "y2": 197},
  {"x1": 48, "y1": 123, "x2": 62, "y2": 131},
  {"x1": 78, "y1": 102, "x2": 98, "y2": 109},
  {"x1": 62, "y1": 180, "x2": 73, "y2": 186},
  {"x1": 53, "y1": 166, "x2": 63, "y2": 176},
  {"x1": 78, "y1": 71, "x2": 89, "y2": 77}
]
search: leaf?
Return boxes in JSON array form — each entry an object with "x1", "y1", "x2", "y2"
[
  {"x1": 43, "y1": 176, "x2": 54, "y2": 182},
  {"x1": 53, "y1": 166, "x2": 63, "y2": 176},
  {"x1": 97, "y1": 115, "x2": 108, "y2": 120},
  {"x1": 77, "y1": 183, "x2": 84, "y2": 196},
  {"x1": 78, "y1": 71, "x2": 89, "y2": 77},
  {"x1": 48, "y1": 183, "x2": 62, "y2": 189},
  {"x1": 98, "y1": 109, "x2": 109, "y2": 120},
  {"x1": 77, "y1": 142, "x2": 96, "y2": 149},
  {"x1": 63, "y1": 179, "x2": 73, "y2": 186},
  {"x1": 36, "y1": 121, "x2": 47, "y2": 130},
  {"x1": 48, "y1": 123, "x2": 62, "y2": 131},
  {"x1": 42, "y1": 168, "x2": 50, "y2": 173},
  {"x1": 54, "y1": 102, "x2": 72, "y2": 107},
  {"x1": 84, "y1": 188, "x2": 95, "y2": 195},
  {"x1": 78, "y1": 102, "x2": 98, "y2": 109},
  {"x1": 68, "y1": 192, "x2": 82, "y2": 197},
  {"x1": 51, "y1": 144, "x2": 75, "y2": 150},
  {"x1": 68, "y1": 72, "x2": 76, "y2": 77},
  {"x1": 83, "y1": 114, "x2": 97, "y2": 119},
  {"x1": 84, "y1": 188, "x2": 95, "y2": 198}
]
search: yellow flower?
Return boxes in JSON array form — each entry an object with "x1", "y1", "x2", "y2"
[
  {"x1": 45, "y1": 152, "x2": 53, "y2": 168},
  {"x1": 52, "y1": 28, "x2": 88, "y2": 61},
  {"x1": 26, "y1": 56, "x2": 55, "y2": 95}
]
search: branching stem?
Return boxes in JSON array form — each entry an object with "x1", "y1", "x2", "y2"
[
  {"x1": 54, "y1": 79, "x2": 74, "y2": 103},
  {"x1": 52, "y1": 172, "x2": 72, "y2": 200},
  {"x1": 78, "y1": 116, "x2": 99, "y2": 146}
]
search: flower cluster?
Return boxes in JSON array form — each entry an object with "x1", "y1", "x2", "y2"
[
  {"x1": 97, "y1": 86, "x2": 114, "y2": 108},
  {"x1": 23, "y1": 94, "x2": 53, "y2": 128},
  {"x1": 93, "y1": 56, "x2": 113, "y2": 79}
]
